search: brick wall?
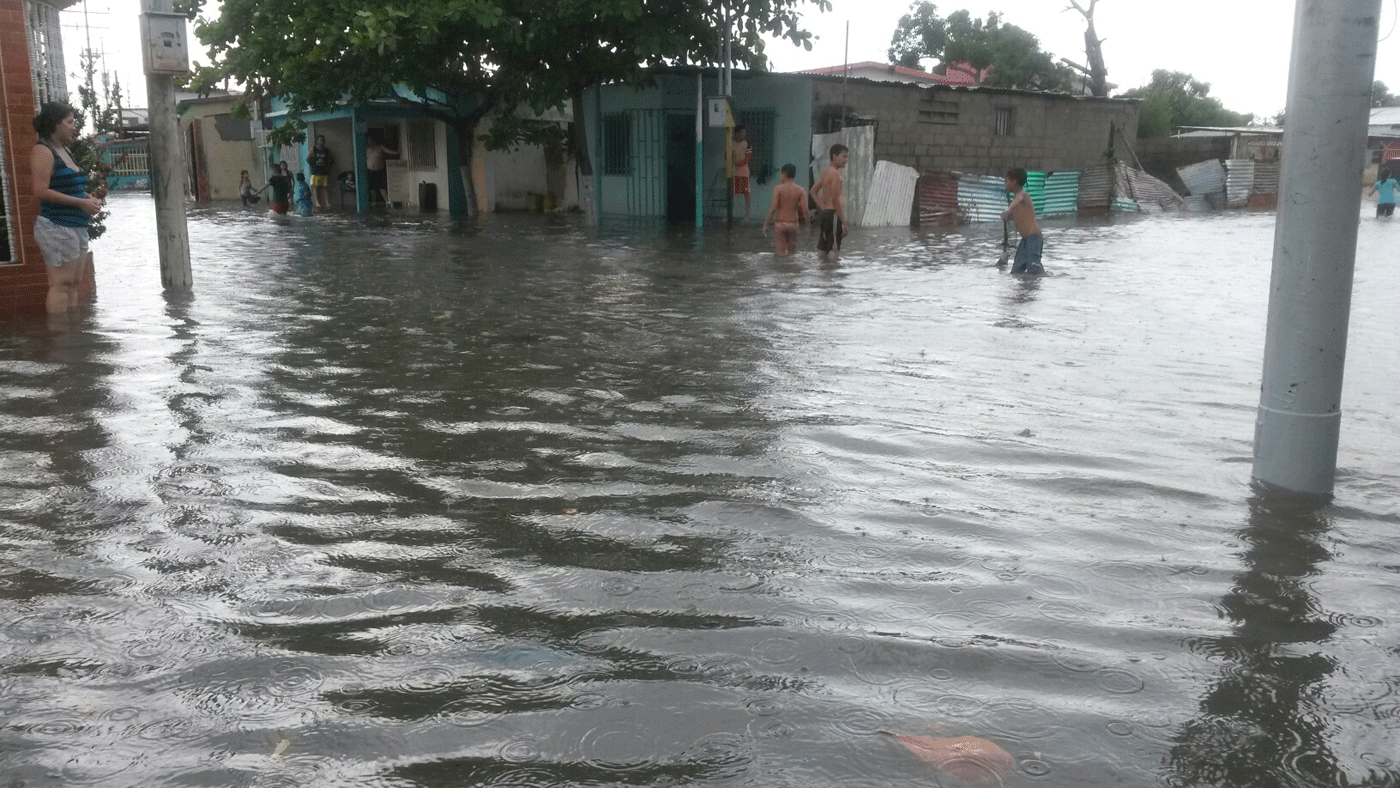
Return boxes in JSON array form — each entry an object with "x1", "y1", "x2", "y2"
[
  {"x1": 812, "y1": 79, "x2": 1140, "y2": 176},
  {"x1": 1, "y1": 0, "x2": 47, "y2": 316}
]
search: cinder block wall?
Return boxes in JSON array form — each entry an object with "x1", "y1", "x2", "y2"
[
  {"x1": 812, "y1": 79, "x2": 1140, "y2": 176},
  {"x1": 1, "y1": 0, "x2": 48, "y2": 316}
]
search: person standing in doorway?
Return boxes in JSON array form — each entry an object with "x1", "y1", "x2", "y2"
[
  {"x1": 29, "y1": 102, "x2": 103, "y2": 313},
  {"x1": 366, "y1": 133, "x2": 398, "y2": 206},
  {"x1": 306, "y1": 134, "x2": 334, "y2": 208},
  {"x1": 1002, "y1": 168, "x2": 1044, "y2": 275},
  {"x1": 730, "y1": 125, "x2": 752, "y2": 219},
  {"x1": 809, "y1": 143, "x2": 848, "y2": 263},
  {"x1": 762, "y1": 163, "x2": 809, "y2": 257},
  {"x1": 1368, "y1": 168, "x2": 1397, "y2": 217}
]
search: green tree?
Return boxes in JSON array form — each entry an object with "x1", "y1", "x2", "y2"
[
  {"x1": 888, "y1": 3, "x2": 1072, "y2": 91},
  {"x1": 1373, "y1": 80, "x2": 1396, "y2": 107},
  {"x1": 1122, "y1": 70, "x2": 1253, "y2": 138},
  {"x1": 185, "y1": 0, "x2": 827, "y2": 217}
]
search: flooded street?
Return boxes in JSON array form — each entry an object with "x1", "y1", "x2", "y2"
[{"x1": 2, "y1": 193, "x2": 1398, "y2": 787}]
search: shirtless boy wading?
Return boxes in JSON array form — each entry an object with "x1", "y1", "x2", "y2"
[
  {"x1": 810, "y1": 144, "x2": 848, "y2": 262},
  {"x1": 762, "y1": 163, "x2": 809, "y2": 257}
]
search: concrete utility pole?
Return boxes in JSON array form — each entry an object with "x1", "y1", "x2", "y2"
[
  {"x1": 1253, "y1": 0, "x2": 1381, "y2": 496},
  {"x1": 139, "y1": 0, "x2": 192, "y2": 289}
]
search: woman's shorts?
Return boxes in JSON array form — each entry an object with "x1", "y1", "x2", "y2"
[
  {"x1": 310, "y1": 174, "x2": 329, "y2": 187},
  {"x1": 33, "y1": 216, "x2": 89, "y2": 267}
]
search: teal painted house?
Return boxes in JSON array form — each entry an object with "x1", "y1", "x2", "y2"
[{"x1": 582, "y1": 68, "x2": 815, "y2": 224}]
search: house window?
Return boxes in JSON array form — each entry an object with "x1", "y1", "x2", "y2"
[
  {"x1": 603, "y1": 113, "x2": 631, "y2": 176},
  {"x1": 735, "y1": 109, "x2": 777, "y2": 185},
  {"x1": 408, "y1": 120, "x2": 436, "y2": 168},
  {"x1": 994, "y1": 107, "x2": 1015, "y2": 137},
  {"x1": 919, "y1": 99, "x2": 959, "y2": 125}
]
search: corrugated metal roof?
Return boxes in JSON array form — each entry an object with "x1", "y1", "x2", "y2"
[
  {"x1": 1041, "y1": 171, "x2": 1080, "y2": 216},
  {"x1": 1371, "y1": 107, "x2": 1400, "y2": 125},
  {"x1": 1225, "y1": 159, "x2": 1254, "y2": 207},
  {"x1": 916, "y1": 173, "x2": 960, "y2": 226},
  {"x1": 1177, "y1": 159, "x2": 1227, "y2": 198},
  {"x1": 958, "y1": 174, "x2": 1010, "y2": 223},
  {"x1": 863, "y1": 161, "x2": 920, "y2": 226}
]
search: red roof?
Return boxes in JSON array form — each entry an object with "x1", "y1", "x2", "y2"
[{"x1": 797, "y1": 61, "x2": 970, "y2": 86}]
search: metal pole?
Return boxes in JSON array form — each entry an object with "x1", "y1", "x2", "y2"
[
  {"x1": 841, "y1": 21, "x2": 849, "y2": 131},
  {"x1": 140, "y1": 0, "x2": 192, "y2": 289},
  {"x1": 696, "y1": 72, "x2": 704, "y2": 229},
  {"x1": 1252, "y1": 0, "x2": 1381, "y2": 496}
]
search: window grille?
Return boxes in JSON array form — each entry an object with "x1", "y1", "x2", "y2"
[
  {"x1": 994, "y1": 107, "x2": 1015, "y2": 137},
  {"x1": 25, "y1": 1, "x2": 68, "y2": 107},
  {"x1": 408, "y1": 120, "x2": 436, "y2": 168},
  {"x1": 735, "y1": 109, "x2": 777, "y2": 185},
  {"x1": 603, "y1": 114, "x2": 631, "y2": 176}
]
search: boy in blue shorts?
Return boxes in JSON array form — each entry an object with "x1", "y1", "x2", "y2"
[{"x1": 1002, "y1": 168, "x2": 1043, "y2": 274}]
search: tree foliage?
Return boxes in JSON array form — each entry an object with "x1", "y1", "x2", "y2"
[
  {"x1": 1121, "y1": 70, "x2": 1252, "y2": 138},
  {"x1": 1374, "y1": 80, "x2": 1396, "y2": 108},
  {"x1": 888, "y1": 3, "x2": 1072, "y2": 92},
  {"x1": 183, "y1": 0, "x2": 829, "y2": 204}
]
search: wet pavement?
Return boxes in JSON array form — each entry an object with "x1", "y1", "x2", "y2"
[{"x1": 1, "y1": 194, "x2": 1398, "y2": 787}]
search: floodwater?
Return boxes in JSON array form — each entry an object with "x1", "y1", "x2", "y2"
[{"x1": 2, "y1": 193, "x2": 1398, "y2": 788}]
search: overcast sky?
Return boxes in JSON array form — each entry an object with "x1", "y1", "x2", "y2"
[{"x1": 62, "y1": 0, "x2": 1400, "y2": 122}]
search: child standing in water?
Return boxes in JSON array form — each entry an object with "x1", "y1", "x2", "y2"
[
  {"x1": 239, "y1": 170, "x2": 260, "y2": 206},
  {"x1": 762, "y1": 163, "x2": 809, "y2": 257},
  {"x1": 1002, "y1": 168, "x2": 1044, "y2": 275},
  {"x1": 294, "y1": 172, "x2": 314, "y2": 216},
  {"x1": 1368, "y1": 168, "x2": 1397, "y2": 217},
  {"x1": 809, "y1": 143, "x2": 848, "y2": 262}
]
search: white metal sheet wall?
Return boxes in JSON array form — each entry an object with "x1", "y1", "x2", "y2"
[{"x1": 862, "y1": 161, "x2": 919, "y2": 226}]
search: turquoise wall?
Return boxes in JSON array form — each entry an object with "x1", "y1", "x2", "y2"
[{"x1": 585, "y1": 71, "x2": 814, "y2": 222}]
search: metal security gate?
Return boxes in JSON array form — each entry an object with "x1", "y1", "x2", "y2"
[{"x1": 625, "y1": 109, "x2": 666, "y2": 218}]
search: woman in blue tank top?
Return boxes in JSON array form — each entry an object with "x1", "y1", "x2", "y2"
[{"x1": 29, "y1": 102, "x2": 103, "y2": 313}]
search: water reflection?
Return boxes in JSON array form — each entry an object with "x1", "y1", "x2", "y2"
[
  {"x1": 1167, "y1": 491, "x2": 1399, "y2": 787},
  {"x1": 2, "y1": 200, "x2": 1398, "y2": 787}
]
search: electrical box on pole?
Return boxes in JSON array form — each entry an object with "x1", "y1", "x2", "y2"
[
  {"x1": 139, "y1": 12, "x2": 190, "y2": 75},
  {"x1": 707, "y1": 97, "x2": 730, "y2": 128}
]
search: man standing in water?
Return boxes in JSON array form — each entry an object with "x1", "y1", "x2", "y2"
[
  {"x1": 809, "y1": 143, "x2": 848, "y2": 262},
  {"x1": 1001, "y1": 168, "x2": 1043, "y2": 275},
  {"x1": 366, "y1": 133, "x2": 398, "y2": 206}
]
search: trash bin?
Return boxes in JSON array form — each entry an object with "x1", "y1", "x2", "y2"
[{"x1": 418, "y1": 181, "x2": 438, "y2": 212}]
